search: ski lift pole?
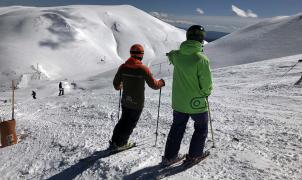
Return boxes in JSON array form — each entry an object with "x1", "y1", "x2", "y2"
[
  {"x1": 281, "y1": 59, "x2": 302, "y2": 78},
  {"x1": 206, "y1": 97, "x2": 215, "y2": 148},
  {"x1": 12, "y1": 80, "x2": 15, "y2": 120},
  {"x1": 154, "y1": 88, "x2": 162, "y2": 147},
  {"x1": 117, "y1": 89, "x2": 122, "y2": 121}
]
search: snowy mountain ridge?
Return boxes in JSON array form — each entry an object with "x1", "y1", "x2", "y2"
[
  {"x1": 0, "y1": 5, "x2": 185, "y2": 89},
  {"x1": 206, "y1": 13, "x2": 302, "y2": 68}
]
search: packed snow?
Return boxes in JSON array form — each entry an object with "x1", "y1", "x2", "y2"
[
  {"x1": 1, "y1": 5, "x2": 302, "y2": 180},
  {"x1": 1, "y1": 54, "x2": 301, "y2": 180}
]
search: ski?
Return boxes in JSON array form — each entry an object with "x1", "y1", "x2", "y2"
[
  {"x1": 154, "y1": 151, "x2": 210, "y2": 180},
  {"x1": 80, "y1": 143, "x2": 136, "y2": 163},
  {"x1": 110, "y1": 142, "x2": 137, "y2": 154},
  {"x1": 183, "y1": 151, "x2": 210, "y2": 168},
  {"x1": 123, "y1": 151, "x2": 210, "y2": 180}
]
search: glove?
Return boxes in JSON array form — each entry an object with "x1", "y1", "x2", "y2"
[
  {"x1": 115, "y1": 83, "x2": 123, "y2": 90},
  {"x1": 159, "y1": 79, "x2": 165, "y2": 87},
  {"x1": 118, "y1": 84, "x2": 123, "y2": 90}
]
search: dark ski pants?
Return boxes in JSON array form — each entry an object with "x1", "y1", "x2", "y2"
[
  {"x1": 164, "y1": 110, "x2": 208, "y2": 160},
  {"x1": 59, "y1": 88, "x2": 64, "y2": 96},
  {"x1": 111, "y1": 106, "x2": 142, "y2": 146}
]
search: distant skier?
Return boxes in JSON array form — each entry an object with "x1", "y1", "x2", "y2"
[
  {"x1": 71, "y1": 81, "x2": 77, "y2": 89},
  {"x1": 59, "y1": 82, "x2": 64, "y2": 96},
  {"x1": 110, "y1": 44, "x2": 165, "y2": 150},
  {"x1": 162, "y1": 25, "x2": 213, "y2": 166},
  {"x1": 32, "y1": 91, "x2": 36, "y2": 99}
]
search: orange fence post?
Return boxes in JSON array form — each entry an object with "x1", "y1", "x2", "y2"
[
  {"x1": 0, "y1": 119, "x2": 17, "y2": 147},
  {"x1": 0, "y1": 80, "x2": 17, "y2": 148}
]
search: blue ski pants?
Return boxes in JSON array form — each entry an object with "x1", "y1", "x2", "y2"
[{"x1": 164, "y1": 110, "x2": 208, "y2": 159}]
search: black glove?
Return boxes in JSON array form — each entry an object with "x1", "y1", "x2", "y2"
[{"x1": 159, "y1": 79, "x2": 165, "y2": 86}]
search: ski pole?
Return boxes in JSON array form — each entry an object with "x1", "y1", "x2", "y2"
[
  {"x1": 117, "y1": 89, "x2": 122, "y2": 121},
  {"x1": 206, "y1": 97, "x2": 215, "y2": 148},
  {"x1": 154, "y1": 88, "x2": 162, "y2": 147}
]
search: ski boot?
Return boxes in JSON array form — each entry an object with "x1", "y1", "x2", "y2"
[
  {"x1": 161, "y1": 154, "x2": 186, "y2": 167},
  {"x1": 183, "y1": 151, "x2": 210, "y2": 167}
]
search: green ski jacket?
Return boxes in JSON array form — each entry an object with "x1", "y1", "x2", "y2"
[{"x1": 167, "y1": 40, "x2": 213, "y2": 114}]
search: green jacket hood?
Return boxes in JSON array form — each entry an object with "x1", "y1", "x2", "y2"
[{"x1": 180, "y1": 40, "x2": 203, "y2": 55}]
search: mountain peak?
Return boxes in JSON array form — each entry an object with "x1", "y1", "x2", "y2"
[{"x1": 0, "y1": 5, "x2": 185, "y2": 88}]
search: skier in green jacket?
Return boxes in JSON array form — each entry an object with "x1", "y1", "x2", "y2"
[{"x1": 162, "y1": 25, "x2": 213, "y2": 166}]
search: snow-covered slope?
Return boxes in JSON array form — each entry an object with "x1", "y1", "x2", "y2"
[
  {"x1": 0, "y1": 5, "x2": 185, "y2": 88},
  {"x1": 1, "y1": 6, "x2": 302, "y2": 180},
  {"x1": 0, "y1": 54, "x2": 301, "y2": 180},
  {"x1": 205, "y1": 13, "x2": 302, "y2": 68}
]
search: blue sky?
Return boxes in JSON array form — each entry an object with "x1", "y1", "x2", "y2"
[{"x1": 0, "y1": 0, "x2": 302, "y2": 17}]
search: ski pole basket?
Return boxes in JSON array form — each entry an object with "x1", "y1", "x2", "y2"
[{"x1": 0, "y1": 80, "x2": 17, "y2": 148}]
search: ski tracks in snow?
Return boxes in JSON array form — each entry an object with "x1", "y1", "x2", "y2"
[{"x1": 1, "y1": 56, "x2": 302, "y2": 179}]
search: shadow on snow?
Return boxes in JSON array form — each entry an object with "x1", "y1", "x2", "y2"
[{"x1": 47, "y1": 149, "x2": 112, "y2": 180}]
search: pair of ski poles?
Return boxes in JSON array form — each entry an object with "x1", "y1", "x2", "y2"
[{"x1": 117, "y1": 89, "x2": 216, "y2": 148}]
